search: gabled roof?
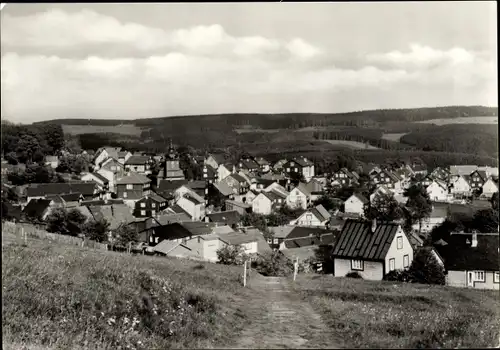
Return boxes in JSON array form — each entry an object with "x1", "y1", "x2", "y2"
[
  {"x1": 254, "y1": 157, "x2": 269, "y2": 166},
  {"x1": 47, "y1": 192, "x2": 83, "y2": 203},
  {"x1": 80, "y1": 199, "x2": 124, "y2": 206},
  {"x1": 152, "y1": 223, "x2": 193, "y2": 241},
  {"x1": 293, "y1": 183, "x2": 312, "y2": 197},
  {"x1": 281, "y1": 226, "x2": 333, "y2": 240},
  {"x1": 158, "y1": 179, "x2": 189, "y2": 193},
  {"x1": 181, "y1": 221, "x2": 216, "y2": 236},
  {"x1": 125, "y1": 155, "x2": 150, "y2": 165},
  {"x1": 228, "y1": 173, "x2": 247, "y2": 184},
  {"x1": 87, "y1": 172, "x2": 109, "y2": 184},
  {"x1": 23, "y1": 199, "x2": 52, "y2": 218},
  {"x1": 153, "y1": 212, "x2": 192, "y2": 225},
  {"x1": 311, "y1": 204, "x2": 331, "y2": 222},
  {"x1": 349, "y1": 193, "x2": 369, "y2": 204},
  {"x1": 137, "y1": 193, "x2": 167, "y2": 204},
  {"x1": 292, "y1": 157, "x2": 314, "y2": 167},
  {"x1": 166, "y1": 204, "x2": 191, "y2": 217},
  {"x1": 305, "y1": 178, "x2": 325, "y2": 193},
  {"x1": 239, "y1": 158, "x2": 260, "y2": 170},
  {"x1": 116, "y1": 172, "x2": 151, "y2": 185},
  {"x1": 217, "y1": 230, "x2": 261, "y2": 245},
  {"x1": 206, "y1": 210, "x2": 240, "y2": 226},
  {"x1": 470, "y1": 170, "x2": 488, "y2": 181},
  {"x1": 181, "y1": 193, "x2": 204, "y2": 205},
  {"x1": 252, "y1": 178, "x2": 276, "y2": 186},
  {"x1": 26, "y1": 182, "x2": 97, "y2": 197},
  {"x1": 284, "y1": 233, "x2": 336, "y2": 249},
  {"x1": 87, "y1": 204, "x2": 135, "y2": 230},
  {"x1": 207, "y1": 153, "x2": 226, "y2": 165},
  {"x1": 434, "y1": 233, "x2": 499, "y2": 271},
  {"x1": 332, "y1": 219, "x2": 402, "y2": 261},
  {"x1": 117, "y1": 151, "x2": 130, "y2": 158},
  {"x1": 185, "y1": 180, "x2": 206, "y2": 190},
  {"x1": 213, "y1": 181, "x2": 234, "y2": 196},
  {"x1": 268, "y1": 225, "x2": 296, "y2": 239},
  {"x1": 153, "y1": 240, "x2": 191, "y2": 256}
]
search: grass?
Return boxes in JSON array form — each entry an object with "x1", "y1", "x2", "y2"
[
  {"x1": 415, "y1": 116, "x2": 498, "y2": 125},
  {"x1": 62, "y1": 124, "x2": 145, "y2": 136},
  {"x1": 291, "y1": 274, "x2": 500, "y2": 349},
  {"x1": 381, "y1": 133, "x2": 408, "y2": 142},
  {"x1": 2, "y1": 237, "x2": 263, "y2": 349}
]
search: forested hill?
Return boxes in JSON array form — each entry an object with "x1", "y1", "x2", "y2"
[{"x1": 33, "y1": 106, "x2": 497, "y2": 129}]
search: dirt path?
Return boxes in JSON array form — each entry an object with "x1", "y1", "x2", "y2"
[{"x1": 230, "y1": 276, "x2": 341, "y2": 349}]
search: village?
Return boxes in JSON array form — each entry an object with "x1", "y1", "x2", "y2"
[{"x1": 2, "y1": 143, "x2": 498, "y2": 291}]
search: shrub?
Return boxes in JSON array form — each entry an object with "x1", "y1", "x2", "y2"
[
  {"x1": 345, "y1": 272, "x2": 363, "y2": 279},
  {"x1": 384, "y1": 269, "x2": 413, "y2": 283},
  {"x1": 251, "y1": 251, "x2": 294, "y2": 277},
  {"x1": 408, "y1": 248, "x2": 446, "y2": 285},
  {"x1": 216, "y1": 245, "x2": 247, "y2": 265}
]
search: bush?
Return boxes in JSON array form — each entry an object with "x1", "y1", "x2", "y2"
[
  {"x1": 408, "y1": 248, "x2": 446, "y2": 285},
  {"x1": 216, "y1": 245, "x2": 247, "y2": 266},
  {"x1": 345, "y1": 272, "x2": 363, "y2": 279},
  {"x1": 384, "y1": 269, "x2": 413, "y2": 283},
  {"x1": 251, "y1": 251, "x2": 294, "y2": 277}
]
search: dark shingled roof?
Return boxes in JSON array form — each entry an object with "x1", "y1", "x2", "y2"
[
  {"x1": 23, "y1": 199, "x2": 52, "y2": 219},
  {"x1": 434, "y1": 233, "x2": 499, "y2": 271},
  {"x1": 125, "y1": 155, "x2": 150, "y2": 165},
  {"x1": 332, "y1": 219, "x2": 402, "y2": 261},
  {"x1": 27, "y1": 183, "x2": 97, "y2": 197},
  {"x1": 285, "y1": 226, "x2": 333, "y2": 240},
  {"x1": 206, "y1": 210, "x2": 240, "y2": 226},
  {"x1": 284, "y1": 233, "x2": 337, "y2": 248},
  {"x1": 208, "y1": 153, "x2": 227, "y2": 166}
]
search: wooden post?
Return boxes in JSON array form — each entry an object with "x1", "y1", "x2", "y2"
[
  {"x1": 23, "y1": 227, "x2": 27, "y2": 245},
  {"x1": 293, "y1": 258, "x2": 299, "y2": 282},
  {"x1": 243, "y1": 260, "x2": 247, "y2": 287}
]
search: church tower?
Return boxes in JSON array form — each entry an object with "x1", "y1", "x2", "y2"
[{"x1": 164, "y1": 140, "x2": 185, "y2": 181}]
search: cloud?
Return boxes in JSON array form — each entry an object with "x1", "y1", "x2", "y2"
[{"x1": 0, "y1": 9, "x2": 497, "y2": 122}]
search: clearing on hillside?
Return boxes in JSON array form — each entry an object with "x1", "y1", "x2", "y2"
[
  {"x1": 322, "y1": 140, "x2": 380, "y2": 150},
  {"x1": 62, "y1": 124, "x2": 145, "y2": 136},
  {"x1": 381, "y1": 133, "x2": 408, "y2": 142},
  {"x1": 415, "y1": 116, "x2": 498, "y2": 125}
]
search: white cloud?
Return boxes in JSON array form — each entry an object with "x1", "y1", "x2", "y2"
[{"x1": 286, "y1": 38, "x2": 322, "y2": 60}]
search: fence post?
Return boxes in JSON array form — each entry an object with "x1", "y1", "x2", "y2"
[
  {"x1": 23, "y1": 227, "x2": 27, "y2": 245},
  {"x1": 243, "y1": 260, "x2": 247, "y2": 287},
  {"x1": 293, "y1": 258, "x2": 299, "y2": 282}
]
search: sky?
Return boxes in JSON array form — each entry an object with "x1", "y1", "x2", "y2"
[{"x1": 0, "y1": 2, "x2": 497, "y2": 123}]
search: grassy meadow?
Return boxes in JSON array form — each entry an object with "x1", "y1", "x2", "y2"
[
  {"x1": 62, "y1": 124, "x2": 145, "y2": 136},
  {"x1": 2, "y1": 238, "x2": 263, "y2": 349},
  {"x1": 292, "y1": 274, "x2": 500, "y2": 349}
]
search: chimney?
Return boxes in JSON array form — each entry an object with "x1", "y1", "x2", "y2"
[
  {"x1": 371, "y1": 218, "x2": 377, "y2": 233},
  {"x1": 471, "y1": 232, "x2": 478, "y2": 248}
]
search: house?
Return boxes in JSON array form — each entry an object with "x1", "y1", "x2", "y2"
[
  {"x1": 148, "y1": 221, "x2": 216, "y2": 246},
  {"x1": 22, "y1": 199, "x2": 53, "y2": 221},
  {"x1": 449, "y1": 165, "x2": 479, "y2": 176},
  {"x1": 201, "y1": 164, "x2": 217, "y2": 185},
  {"x1": 433, "y1": 233, "x2": 499, "y2": 290},
  {"x1": 46, "y1": 193, "x2": 84, "y2": 209},
  {"x1": 26, "y1": 182, "x2": 99, "y2": 202},
  {"x1": 44, "y1": 155, "x2": 59, "y2": 169},
  {"x1": 225, "y1": 199, "x2": 252, "y2": 215},
  {"x1": 115, "y1": 172, "x2": 152, "y2": 205},
  {"x1": 206, "y1": 210, "x2": 241, "y2": 227},
  {"x1": 410, "y1": 163, "x2": 428, "y2": 177},
  {"x1": 212, "y1": 181, "x2": 234, "y2": 200},
  {"x1": 250, "y1": 178, "x2": 277, "y2": 192},
  {"x1": 157, "y1": 179, "x2": 189, "y2": 200},
  {"x1": 215, "y1": 163, "x2": 234, "y2": 183},
  {"x1": 332, "y1": 219, "x2": 414, "y2": 280},
  {"x1": 217, "y1": 230, "x2": 260, "y2": 255},
  {"x1": 176, "y1": 193, "x2": 206, "y2": 221},
  {"x1": 481, "y1": 177, "x2": 499, "y2": 199},
  {"x1": 283, "y1": 157, "x2": 315, "y2": 182},
  {"x1": 331, "y1": 168, "x2": 359, "y2": 187},
  {"x1": 81, "y1": 172, "x2": 110, "y2": 191},
  {"x1": 289, "y1": 204, "x2": 331, "y2": 228},
  {"x1": 469, "y1": 170, "x2": 488, "y2": 192},
  {"x1": 255, "y1": 157, "x2": 270, "y2": 173},
  {"x1": 87, "y1": 203, "x2": 136, "y2": 232},
  {"x1": 430, "y1": 167, "x2": 450, "y2": 182},
  {"x1": 124, "y1": 155, "x2": 151, "y2": 175},
  {"x1": 272, "y1": 159, "x2": 288, "y2": 172},
  {"x1": 370, "y1": 185, "x2": 407, "y2": 205},
  {"x1": 344, "y1": 193, "x2": 368, "y2": 216},
  {"x1": 205, "y1": 153, "x2": 227, "y2": 170},
  {"x1": 370, "y1": 169, "x2": 400, "y2": 190},
  {"x1": 174, "y1": 181, "x2": 206, "y2": 202},
  {"x1": 449, "y1": 175, "x2": 472, "y2": 197},
  {"x1": 221, "y1": 173, "x2": 250, "y2": 196},
  {"x1": 117, "y1": 150, "x2": 133, "y2": 165},
  {"x1": 304, "y1": 178, "x2": 326, "y2": 202},
  {"x1": 237, "y1": 169, "x2": 256, "y2": 187},
  {"x1": 238, "y1": 157, "x2": 260, "y2": 173},
  {"x1": 263, "y1": 182, "x2": 289, "y2": 198},
  {"x1": 426, "y1": 179, "x2": 449, "y2": 202},
  {"x1": 286, "y1": 183, "x2": 311, "y2": 210},
  {"x1": 281, "y1": 232, "x2": 336, "y2": 250},
  {"x1": 97, "y1": 157, "x2": 126, "y2": 192},
  {"x1": 133, "y1": 193, "x2": 168, "y2": 218},
  {"x1": 93, "y1": 147, "x2": 121, "y2": 169},
  {"x1": 252, "y1": 190, "x2": 286, "y2": 215},
  {"x1": 267, "y1": 225, "x2": 334, "y2": 250},
  {"x1": 411, "y1": 204, "x2": 447, "y2": 233}
]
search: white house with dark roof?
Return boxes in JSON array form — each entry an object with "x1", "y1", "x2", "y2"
[
  {"x1": 426, "y1": 179, "x2": 449, "y2": 202},
  {"x1": 81, "y1": 172, "x2": 110, "y2": 192},
  {"x1": 332, "y1": 219, "x2": 414, "y2": 280},
  {"x1": 449, "y1": 175, "x2": 472, "y2": 197},
  {"x1": 434, "y1": 233, "x2": 499, "y2": 290},
  {"x1": 344, "y1": 193, "x2": 369, "y2": 216},
  {"x1": 124, "y1": 155, "x2": 151, "y2": 175},
  {"x1": 252, "y1": 190, "x2": 286, "y2": 215},
  {"x1": 176, "y1": 192, "x2": 206, "y2": 221},
  {"x1": 283, "y1": 157, "x2": 315, "y2": 182},
  {"x1": 289, "y1": 204, "x2": 331, "y2": 228},
  {"x1": 481, "y1": 177, "x2": 499, "y2": 199}
]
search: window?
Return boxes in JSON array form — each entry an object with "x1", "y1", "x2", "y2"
[
  {"x1": 126, "y1": 184, "x2": 133, "y2": 190},
  {"x1": 403, "y1": 255, "x2": 409, "y2": 268},
  {"x1": 155, "y1": 237, "x2": 159, "y2": 244},
  {"x1": 152, "y1": 203, "x2": 156, "y2": 208},
  {"x1": 351, "y1": 260, "x2": 364, "y2": 271},
  {"x1": 111, "y1": 166, "x2": 116, "y2": 171},
  {"x1": 123, "y1": 192, "x2": 127, "y2": 198},
  {"x1": 141, "y1": 210, "x2": 146, "y2": 216},
  {"x1": 267, "y1": 239, "x2": 272, "y2": 244},
  {"x1": 294, "y1": 167, "x2": 298, "y2": 172},
  {"x1": 273, "y1": 238, "x2": 278, "y2": 244},
  {"x1": 494, "y1": 272, "x2": 499, "y2": 283},
  {"x1": 397, "y1": 236, "x2": 403, "y2": 249},
  {"x1": 474, "y1": 271, "x2": 485, "y2": 282},
  {"x1": 140, "y1": 203, "x2": 146, "y2": 208},
  {"x1": 389, "y1": 258, "x2": 395, "y2": 271},
  {"x1": 286, "y1": 167, "x2": 290, "y2": 172},
  {"x1": 150, "y1": 236, "x2": 153, "y2": 243}
]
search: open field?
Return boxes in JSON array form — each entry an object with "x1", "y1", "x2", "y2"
[
  {"x1": 322, "y1": 140, "x2": 380, "y2": 150},
  {"x1": 381, "y1": 133, "x2": 408, "y2": 142},
  {"x1": 62, "y1": 124, "x2": 145, "y2": 136},
  {"x1": 292, "y1": 274, "x2": 500, "y2": 349},
  {"x1": 2, "y1": 234, "x2": 263, "y2": 349},
  {"x1": 415, "y1": 116, "x2": 498, "y2": 125}
]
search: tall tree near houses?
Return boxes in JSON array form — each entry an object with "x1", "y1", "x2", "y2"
[
  {"x1": 404, "y1": 184, "x2": 433, "y2": 235},
  {"x1": 363, "y1": 192, "x2": 404, "y2": 222}
]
